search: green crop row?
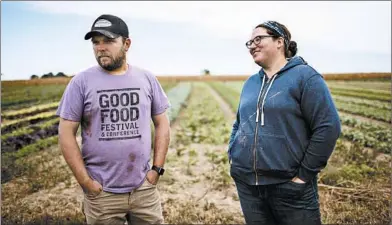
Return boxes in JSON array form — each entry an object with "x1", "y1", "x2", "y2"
[
  {"x1": 339, "y1": 115, "x2": 391, "y2": 154},
  {"x1": 174, "y1": 82, "x2": 232, "y2": 146},
  {"x1": 332, "y1": 95, "x2": 391, "y2": 110},
  {"x1": 14, "y1": 136, "x2": 59, "y2": 159},
  {"x1": 327, "y1": 85, "x2": 390, "y2": 96},
  {"x1": 2, "y1": 102, "x2": 59, "y2": 117},
  {"x1": 341, "y1": 126, "x2": 391, "y2": 154},
  {"x1": 2, "y1": 102, "x2": 59, "y2": 121},
  {"x1": 1, "y1": 111, "x2": 57, "y2": 132},
  {"x1": 326, "y1": 80, "x2": 391, "y2": 92},
  {"x1": 330, "y1": 88, "x2": 390, "y2": 102},
  {"x1": 209, "y1": 82, "x2": 241, "y2": 113},
  {"x1": 1, "y1": 135, "x2": 59, "y2": 183},
  {"x1": 166, "y1": 82, "x2": 192, "y2": 123},
  {"x1": 1, "y1": 84, "x2": 68, "y2": 110},
  {"x1": 335, "y1": 100, "x2": 391, "y2": 123},
  {"x1": 1, "y1": 117, "x2": 60, "y2": 142}
]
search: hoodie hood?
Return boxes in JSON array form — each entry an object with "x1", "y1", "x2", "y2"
[{"x1": 259, "y1": 56, "x2": 308, "y2": 78}]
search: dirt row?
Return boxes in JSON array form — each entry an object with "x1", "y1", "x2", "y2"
[
  {"x1": 2, "y1": 105, "x2": 59, "y2": 120},
  {"x1": 1, "y1": 114, "x2": 58, "y2": 134},
  {"x1": 2, "y1": 123, "x2": 59, "y2": 155}
]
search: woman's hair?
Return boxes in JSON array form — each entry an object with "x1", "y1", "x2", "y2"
[{"x1": 255, "y1": 21, "x2": 297, "y2": 58}]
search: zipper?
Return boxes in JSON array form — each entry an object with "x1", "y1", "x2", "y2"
[
  {"x1": 253, "y1": 123, "x2": 260, "y2": 185},
  {"x1": 253, "y1": 75, "x2": 267, "y2": 185},
  {"x1": 253, "y1": 74, "x2": 275, "y2": 185}
]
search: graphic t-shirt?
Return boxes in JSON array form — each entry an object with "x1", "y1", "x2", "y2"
[{"x1": 56, "y1": 65, "x2": 170, "y2": 193}]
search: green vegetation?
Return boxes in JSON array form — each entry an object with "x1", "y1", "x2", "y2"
[
  {"x1": 166, "y1": 82, "x2": 192, "y2": 123},
  {"x1": 1, "y1": 77, "x2": 390, "y2": 224},
  {"x1": 2, "y1": 102, "x2": 59, "y2": 120},
  {"x1": 1, "y1": 84, "x2": 68, "y2": 110},
  {"x1": 208, "y1": 82, "x2": 241, "y2": 112},
  {"x1": 334, "y1": 99, "x2": 391, "y2": 123},
  {"x1": 339, "y1": 115, "x2": 391, "y2": 154},
  {"x1": 174, "y1": 83, "x2": 232, "y2": 146},
  {"x1": 332, "y1": 95, "x2": 391, "y2": 110},
  {"x1": 330, "y1": 87, "x2": 390, "y2": 102}
]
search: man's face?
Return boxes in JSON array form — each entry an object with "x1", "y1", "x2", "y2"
[{"x1": 91, "y1": 35, "x2": 130, "y2": 71}]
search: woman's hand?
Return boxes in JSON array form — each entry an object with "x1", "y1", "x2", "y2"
[{"x1": 291, "y1": 177, "x2": 306, "y2": 184}]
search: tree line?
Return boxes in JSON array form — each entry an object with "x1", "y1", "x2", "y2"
[{"x1": 30, "y1": 72, "x2": 69, "y2": 80}]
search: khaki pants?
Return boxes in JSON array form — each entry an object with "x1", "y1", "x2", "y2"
[{"x1": 82, "y1": 178, "x2": 164, "y2": 225}]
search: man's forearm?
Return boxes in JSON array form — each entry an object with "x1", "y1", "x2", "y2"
[
  {"x1": 59, "y1": 135, "x2": 91, "y2": 187},
  {"x1": 152, "y1": 123, "x2": 170, "y2": 167}
]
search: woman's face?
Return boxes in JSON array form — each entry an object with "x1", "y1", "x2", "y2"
[{"x1": 247, "y1": 27, "x2": 282, "y2": 66}]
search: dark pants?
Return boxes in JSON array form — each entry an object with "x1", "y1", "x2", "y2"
[{"x1": 234, "y1": 177, "x2": 322, "y2": 225}]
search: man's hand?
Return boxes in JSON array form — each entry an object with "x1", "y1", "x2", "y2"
[
  {"x1": 84, "y1": 178, "x2": 103, "y2": 195},
  {"x1": 59, "y1": 118, "x2": 102, "y2": 194},
  {"x1": 150, "y1": 112, "x2": 170, "y2": 184},
  {"x1": 146, "y1": 170, "x2": 160, "y2": 185},
  {"x1": 291, "y1": 176, "x2": 306, "y2": 184}
]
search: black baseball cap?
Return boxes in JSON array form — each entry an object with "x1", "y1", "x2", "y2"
[{"x1": 84, "y1": 14, "x2": 129, "y2": 40}]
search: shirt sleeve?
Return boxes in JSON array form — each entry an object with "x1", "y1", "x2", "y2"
[
  {"x1": 149, "y1": 74, "x2": 170, "y2": 116},
  {"x1": 56, "y1": 75, "x2": 85, "y2": 122}
]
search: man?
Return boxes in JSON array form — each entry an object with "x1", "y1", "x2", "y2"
[{"x1": 56, "y1": 14, "x2": 171, "y2": 225}]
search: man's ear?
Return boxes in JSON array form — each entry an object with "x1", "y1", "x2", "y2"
[{"x1": 124, "y1": 38, "x2": 131, "y2": 51}]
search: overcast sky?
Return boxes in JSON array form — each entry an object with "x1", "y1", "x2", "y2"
[{"x1": 1, "y1": 1, "x2": 391, "y2": 81}]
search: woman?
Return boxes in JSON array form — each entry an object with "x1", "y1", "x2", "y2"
[{"x1": 228, "y1": 21, "x2": 341, "y2": 225}]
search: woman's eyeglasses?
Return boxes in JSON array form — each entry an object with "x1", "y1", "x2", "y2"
[{"x1": 245, "y1": 35, "x2": 276, "y2": 49}]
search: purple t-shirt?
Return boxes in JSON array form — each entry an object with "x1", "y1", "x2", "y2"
[{"x1": 56, "y1": 64, "x2": 170, "y2": 193}]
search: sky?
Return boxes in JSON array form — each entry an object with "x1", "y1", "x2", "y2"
[{"x1": 1, "y1": 1, "x2": 391, "y2": 81}]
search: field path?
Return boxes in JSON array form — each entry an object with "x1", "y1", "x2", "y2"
[
  {"x1": 205, "y1": 83, "x2": 236, "y2": 121},
  {"x1": 159, "y1": 82, "x2": 244, "y2": 224}
]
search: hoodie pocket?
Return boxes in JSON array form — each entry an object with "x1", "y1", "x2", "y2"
[
  {"x1": 227, "y1": 132, "x2": 238, "y2": 164},
  {"x1": 256, "y1": 133, "x2": 301, "y2": 178},
  {"x1": 229, "y1": 132, "x2": 254, "y2": 168}
]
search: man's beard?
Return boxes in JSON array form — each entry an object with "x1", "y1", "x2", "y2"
[{"x1": 97, "y1": 48, "x2": 126, "y2": 71}]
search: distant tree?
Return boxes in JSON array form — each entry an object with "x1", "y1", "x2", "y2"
[
  {"x1": 55, "y1": 72, "x2": 67, "y2": 77},
  {"x1": 41, "y1": 72, "x2": 54, "y2": 79},
  {"x1": 203, "y1": 69, "x2": 210, "y2": 76},
  {"x1": 30, "y1": 75, "x2": 39, "y2": 79}
]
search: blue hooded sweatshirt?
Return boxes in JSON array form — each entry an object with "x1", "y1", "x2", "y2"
[{"x1": 228, "y1": 56, "x2": 341, "y2": 185}]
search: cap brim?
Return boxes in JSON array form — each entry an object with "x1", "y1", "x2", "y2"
[{"x1": 84, "y1": 30, "x2": 120, "y2": 40}]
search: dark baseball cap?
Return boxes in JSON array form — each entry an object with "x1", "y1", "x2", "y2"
[{"x1": 84, "y1": 14, "x2": 129, "y2": 40}]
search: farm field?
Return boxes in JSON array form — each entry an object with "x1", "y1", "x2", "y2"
[{"x1": 1, "y1": 74, "x2": 391, "y2": 224}]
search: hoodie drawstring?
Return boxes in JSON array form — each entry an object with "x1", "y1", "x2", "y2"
[
  {"x1": 261, "y1": 74, "x2": 277, "y2": 126},
  {"x1": 255, "y1": 76, "x2": 266, "y2": 123}
]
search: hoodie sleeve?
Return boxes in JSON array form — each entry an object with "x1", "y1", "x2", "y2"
[
  {"x1": 229, "y1": 109, "x2": 240, "y2": 147},
  {"x1": 229, "y1": 84, "x2": 244, "y2": 148},
  {"x1": 298, "y1": 74, "x2": 341, "y2": 182}
]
